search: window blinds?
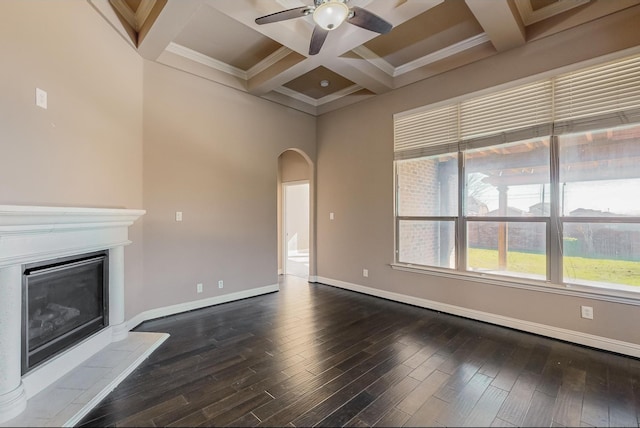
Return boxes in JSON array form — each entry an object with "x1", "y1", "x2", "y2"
[
  {"x1": 394, "y1": 105, "x2": 457, "y2": 160},
  {"x1": 394, "y1": 53, "x2": 640, "y2": 158},
  {"x1": 554, "y1": 55, "x2": 640, "y2": 122},
  {"x1": 460, "y1": 81, "x2": 553, "y2": 141}
]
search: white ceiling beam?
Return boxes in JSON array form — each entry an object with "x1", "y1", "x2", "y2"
[
  {"x1": 326, "y1": 56, "x2": 394, "y2": 94},
  {"x1": 247, "y1": 56, "x2": 322, "y2": 95},
  {"x1": 526, "y1": 0, "x2": 640, "y2": 41},
  {"x1": 206, "y1": 0, "x2": 314, "y2": 57},
  {"x1": 137, "y1": 0, "x2": 202, "y2": 60},
  {"x1": 465, "y1": 0, "x2": 525, "y2": 52},
  {"x1": 208, "y1": 0, "x2": 444, "y2": 97}
]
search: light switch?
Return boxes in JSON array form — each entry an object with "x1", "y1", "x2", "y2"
[
  {"x1": 330, "y1": 212, "x2": 335, "y2": 220},
  {"x1": 175, "y1": 211, "x2": 183, "y2": 222},
  {"x1": 36, "y1": 88, "x2": 47, "y2": 109}
]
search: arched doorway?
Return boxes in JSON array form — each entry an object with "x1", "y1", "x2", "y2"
[{"x1": 277, "y1": 149, "x2": 315, "y2": 281}]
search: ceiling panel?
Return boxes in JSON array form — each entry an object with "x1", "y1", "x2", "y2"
[
  {"x1": 90, "y1": 0, "x2": 640, "y2": 116},
  {"x1": 124, "y1": 0, "x2": 142, "y2": 12},
  {"x1": 174, "y1": 3, "x2": 282, "y2": 71},
  {"x1": 531, "y1": 0, "x2": 559, "y2": 12},
  {"x1": 363, "y1": 0, "x2": 483, "y2": 67},
  {"x1": 284, "y1": 66, "x2": 356, "y2": 99}
]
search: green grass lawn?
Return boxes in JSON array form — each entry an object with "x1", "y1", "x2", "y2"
[{"x1": 468, "y1": 248, "x2": 640, "y2": 287}]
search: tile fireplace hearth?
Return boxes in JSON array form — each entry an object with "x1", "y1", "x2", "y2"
[{"x1": 0, "y1": 205, "x2": 163, "y2": 424}]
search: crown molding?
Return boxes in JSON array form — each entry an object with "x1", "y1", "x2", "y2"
[
  {"x1": 166, "y1": 42, "x2": 248, "y2": 80},
  {"x1": 514, "y1": 0, "x2": 589, "y2": 25},
  {"x1": 352, "y1": 33, "x2": 491, "y2": 78},
  {"x1": 246, "y1": 46, "x2": 294, "y2": 80}
]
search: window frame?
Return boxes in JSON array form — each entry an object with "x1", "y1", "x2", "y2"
[
  {"x1": 393, "y1": 53, "x2": 640, "y2": 300},
  {"x1": 394, "y1": 130, "x2": 640, "y2": 297}
]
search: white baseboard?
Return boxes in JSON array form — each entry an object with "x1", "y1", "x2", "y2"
[
  {"x1": 316, "y1": 276, "x2": 640, "y2": 359},
  {"x1": 126, "y1": 284, "x2": 279, "y2": 330},
  {"x1": 308, "y1": 275, "x2": 318, "y2": 283}
]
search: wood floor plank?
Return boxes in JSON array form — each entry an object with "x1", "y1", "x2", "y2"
[
  {"x1": 372, "y1": 408, "x2": 411, "y2": 427},
  {"x1": 118, "y1": 395, "x2": 188, "y2": 427},
  {"x1": 552, "y1": 366, "x2": 587, "y2": 427},
  {"x1": 152, "y1": 385, "x2": 238, "y2": 427},
  {"x1": 490, "y1": 345, "x2": 533, "y2": 392},
  {"x1": 76, "y1": 276, "x2": 640, "y2": 428},
  {"x1": 404, "y1": 396, "x2": 449, "y2": 427},
  {"x1": 580, "y1": 356, "x2": 609, "y2": 428},
  {"x1": 607, "y1": 362, "x2": 638, "y2": 427},
  {"x1": 317, "y1": 390, "x2": 376, "y2": 427},
  {"x1": 464, "y1": 385, "x2": 509, "y2": 427},
  {"x1": 290, "y1": 354, "x2": 409, "y2": 427},
  {"x1": 354, "y1": 376, "x2": 420, "y2": 426},
  {"x1": 437, "y1": 372, "x2": 493, "y2": 426},
  {"x1": 200, "y1": 391, "x2": 273, "y2": 427},
  {"x1": 496, "y1": 371, "x2": 540, "y2": 426},
  {"x1": 396, "y1": 369, "x2": 450, "y2": 415},
  {"x1": 522, "y1": 390, "x2": 556, "y2": 427},
  {"x1": 408, "y1": 353, "x2": 448, "y2": 381}
]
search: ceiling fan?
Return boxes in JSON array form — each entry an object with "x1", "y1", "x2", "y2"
[{"x1": 255, "y1": 0, "x2": 393, "y2": 55}]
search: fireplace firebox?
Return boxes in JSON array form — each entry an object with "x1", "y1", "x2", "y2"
[{"x1": 22, "y1": 251, "x2": 109, "y2": 374}]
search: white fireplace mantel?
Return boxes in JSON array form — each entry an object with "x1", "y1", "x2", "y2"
[{"x1": 0, "y1": 205, "x2": 145, "y2": 423}]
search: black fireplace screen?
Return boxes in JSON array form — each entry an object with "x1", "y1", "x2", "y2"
[{"x1": 22, "y1": 251, "x2": 109, "y2": 374}]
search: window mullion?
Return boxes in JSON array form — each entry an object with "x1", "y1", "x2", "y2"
[
  {"x1": 549, "y1": 135, "x2": 562, "y2": 284},
  {"x1": 457, "y1": 150, "x2": 466, "y2": 272}
]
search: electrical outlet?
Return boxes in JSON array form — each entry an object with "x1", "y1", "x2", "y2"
[
  {"x1": 175, "y1": 211, "x2": 183, "y2": 222},
  {"x1": 197, "y1": 283, "x2": 203, "y2": 293},
  {"x1": 363, "y1": 269, "x2": 368, "y2": 278},
  {"x1": 218, "y1": 280, "x2": 224, "y2": 289},
  {"x1": 581, "y1": 305, "x2": 593, "y2": 319}
]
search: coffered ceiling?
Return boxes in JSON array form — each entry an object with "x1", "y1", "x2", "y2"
[{"x1": 90, "y1": 0, "x2": 640, "y2": 116}]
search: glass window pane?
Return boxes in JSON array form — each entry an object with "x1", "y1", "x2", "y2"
[
  {"x1": 467, "y1": 221, "x2": 546, "y2": 280},
  {"x1": 398, "y1": 220, "x2": 455, "y2": 269},
  {"x1": 559, "y1": 124, "x2": 640, "y2": 217},
  {"x1": 396, "y1": 153, "x2": 458, "y2": 217},
  {"x1": 563, "y1": 222, "x2": 640, "y2": 289},
  {"x1": 465, "y1": 139, "x2": 550, "y2": 216}
]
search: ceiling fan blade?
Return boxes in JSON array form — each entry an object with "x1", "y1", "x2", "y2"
[
  {"x1": 255, "y1": 6, "x2": 311, "y2": 25},
  {"x1": 347, "y1": 6, "x2": 393, "y2": 34},
  {"x1": 309, "y1": 26, "x2": 329, "y2": 55}
]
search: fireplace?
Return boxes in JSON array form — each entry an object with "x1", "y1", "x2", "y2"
[
  {"x1": 22, "y1": 251, "x2": 109, "y2": 374},
  {"x1": 0, "y1": 205, "x2": 145, "y2": 423}
]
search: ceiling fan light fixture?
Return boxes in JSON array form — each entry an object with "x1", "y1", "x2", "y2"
[{"x1": 313, "y1": 0, "x2": 349, "y2": 31}]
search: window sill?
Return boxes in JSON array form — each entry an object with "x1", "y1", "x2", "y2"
[{"x1": 390, "y1": 263, "x2": 640, "y2": 306}]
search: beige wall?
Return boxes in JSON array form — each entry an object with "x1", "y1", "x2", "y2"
[
  {"x1": 316, "y1": 5, "x2": 640, "y2": 346},
  {"x1": 0, "y1": 0, "x2": 145, "y2": 318},
  {"x1": 5, "y1": 0, "x2": 640, "y2": 353},
  {"x1": 142, "y1": 61, "x2": 315, "y2": 311},
  {"x1": 0, "y1": 0, "x2": 317, "y2": 321},
  {"x1": 280, "y1": 150, "x2": 311, "y2": 183}
]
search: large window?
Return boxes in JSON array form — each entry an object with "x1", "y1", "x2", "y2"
[
  {"x1": 396, "y1": 153, "x2": 457, "y2": 269},
  {"x1": 395, "y1": 125, "x2": 640, "y2": 291},
  {"x1": 465, "y1": 139, "x2": 550, "y2": 280},
  {"x1": 559, "y1": 126, "x2": 640, "y2": 289},
  {"x1": 393, "y1": 53, "x2": 640, "y2": 294}
]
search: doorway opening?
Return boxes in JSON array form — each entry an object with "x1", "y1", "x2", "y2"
[
  {"x1": 277, "y1": 149, "x2": 314, "y2": 281},
  {"x1": 283, "y1": 181, "x2": 310, "y2": 278}
]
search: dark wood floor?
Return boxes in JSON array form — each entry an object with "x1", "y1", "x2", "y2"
[{"x1": 78, "y1": 275, "x2": 640, "y2": 427}]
